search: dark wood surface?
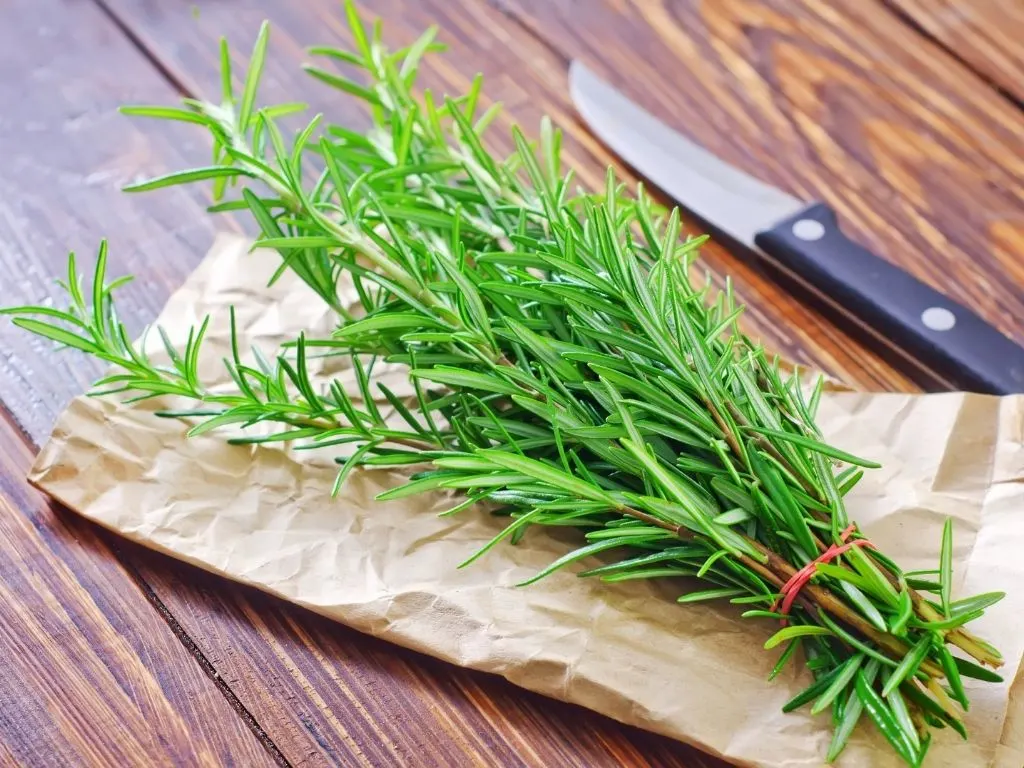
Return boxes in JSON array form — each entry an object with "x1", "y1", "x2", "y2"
[
  {"x1": 888, "y1": 0, "x2": 1024, "y2": 103},
  {"x1": 0, "y1": 0, "x2": 1022, "y2": 766}
]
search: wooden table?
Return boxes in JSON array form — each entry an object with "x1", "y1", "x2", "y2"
[{"x1": 1, "y1": 1, "x2": 1021, "y2": 765}]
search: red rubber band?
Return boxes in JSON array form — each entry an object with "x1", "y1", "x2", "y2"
[{"x1": 772, "y1": 524, "x2": 875, "y2": 625}]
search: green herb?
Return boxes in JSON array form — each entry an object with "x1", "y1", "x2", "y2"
[
  {"x1": 857, "y1": 668, "x2": 922, "y2": 765},
  {"x1": 890, "y1": 586, "x2": 914, "y2": 636},
  {"x1": 811, "y1": 653, "x2": 864, "y2": 715},
  {"x1": 940, "y1": 517, "x2": 954, "y2": 618},
  {"x1": 1, "y1": 3, "x2": 1005, "y2": 764},
  {"x1": 882, "y1": 634, "x2": 932, "y2": 697}
]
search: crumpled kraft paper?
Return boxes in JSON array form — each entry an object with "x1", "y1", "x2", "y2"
[{"x1": 26, "y1": 233, "x2": 1024, "y2": 767}]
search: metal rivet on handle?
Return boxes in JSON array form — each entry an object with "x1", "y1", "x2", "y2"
[
  {"x1": 792, "y1": 219, "x2": 826, "y2": 241},
  {"x1": 921, "y1": 306, "x2": 956, "y2": 332}
]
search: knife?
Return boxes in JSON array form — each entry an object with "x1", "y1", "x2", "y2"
[{"x1": 568, "y1": 60, "x2": 1024, "y2": 395}]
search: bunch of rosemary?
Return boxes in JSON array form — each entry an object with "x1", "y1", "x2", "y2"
[{"x1": 2, "y1": 3, "x2": 1006, "y2": 764}]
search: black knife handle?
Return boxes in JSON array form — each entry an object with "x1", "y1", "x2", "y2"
[{"x1": 753, "y1": 202, "x2": 1024, "y2": 394}]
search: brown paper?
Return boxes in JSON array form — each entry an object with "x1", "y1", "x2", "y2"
[{"x1": 26, "y1": 233, "x2": 1024, "y2": 767}]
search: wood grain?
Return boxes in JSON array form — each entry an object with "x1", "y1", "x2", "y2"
[
  {"x1": 2, "y1": 0, "x2": 1021, "y2": 766},
  {"x1": 0, "y1": 415, "x2": 272, "y2": 765},
  {"x1": 0, "y1": 0, "x2": 233, "y2": 443},
  {"x1": 147, "y1": 566, "x2": 716, "y2": 768},
  {"x1": 496, "y1": 0, "x2": 1024, "y2": 356},
  {"x1": 0, "y1": 3, "x2": 279, "y2": 765},
  {"x1": 887, "y1": 0, "x2": 1024, "y2": 104}
]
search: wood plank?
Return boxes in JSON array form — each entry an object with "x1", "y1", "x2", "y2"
[
  {"x1": 0, "y1": 3, "x2": 278, "y2": 764},
  {"x1": 491, "y1": 0, "x2": 1024, "y2": 359},
  {"x1": 0, "y1": 1, "x2": 724, "y2": 765},
  {"x1": 0, "y1": 0, "x2": 234, "y2": 443},
  {"x1": 0, "y1": 2, "x2": 269, "y2": 765},
  {"x1": 0, "y1": 415, "x2": 273, "y2": 765},
  {"x1": 886, "y1": 0, "x2": 1024, "y2": 104},
  {"x1": 153, "y1": 567, "x2": 711, "y2": 768}
]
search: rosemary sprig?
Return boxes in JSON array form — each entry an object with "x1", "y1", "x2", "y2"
[{"x1": 2, "y1": 4, "x2": 1005, "y2": 764}]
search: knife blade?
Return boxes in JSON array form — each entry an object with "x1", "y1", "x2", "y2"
[{"x1": 568, "y1": 59, "x2": 1024, "y2": 395}]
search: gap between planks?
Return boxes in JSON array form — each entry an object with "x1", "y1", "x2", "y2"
[
  {"x1": 101, "y1": 535, "x2": 294, "y2": 767},
  {"x1": 878, "y1": 0, "x2": 1024, "y2": 113},
  {"x1": 0, "y1": 362, "x2": 293, "y2": 767}
]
